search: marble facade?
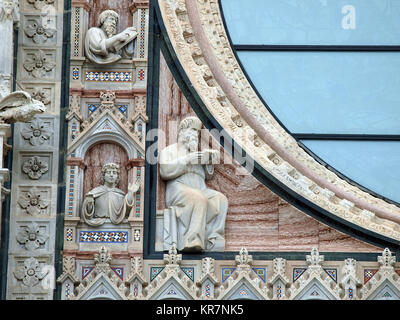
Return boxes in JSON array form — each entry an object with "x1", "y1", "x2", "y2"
[{"x1": 0, "y1": 0, "x2": 400, "y2": 301}]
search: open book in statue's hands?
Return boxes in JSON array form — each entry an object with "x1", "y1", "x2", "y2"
[{"x1": 113, "y1": 27, "x2": 137, "y2": 52}]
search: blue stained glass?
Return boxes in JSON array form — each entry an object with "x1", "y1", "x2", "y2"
[
  {"x1": 237, "y1": 51, "x2": 400, "y2": 134},
  {"x1": 301, "y1": 140, "x2": 400, "y2": 203},
  {"x1": 221, "y1": 0, "x2": 400, "y2": 45}
]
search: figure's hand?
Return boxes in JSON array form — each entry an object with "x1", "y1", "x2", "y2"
[
  {"x1": 185, "y1": 151, "x2": 216, "y2": 164},
  {"x1": 128, "y1": 177, "x2": 141, "y2": 194},
  {"x1": 204, "y1": 149, "x2": 220, "y2": 163},
  {"x1": 117, "y1": 32, "x2": 130, "y2": 42},
  {"x1": 86, "y1": 195, "x2": 94, "y2": 212}
]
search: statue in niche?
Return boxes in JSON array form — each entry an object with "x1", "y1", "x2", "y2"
[
  {"x1": 81, "y1": 162, "x2": 140, "y2": 226},
  {"x1": 84, "y1": 9, "x2": 137, "y2": 65},
  {"x1": 160, "y1": 116, "x2": 228, "y2": 252}
]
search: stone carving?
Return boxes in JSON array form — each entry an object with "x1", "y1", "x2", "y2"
[
  {"x1": 30, "y1": 88, "x2": 51, "y2": 106},
  {"x1": 0, "y1": 0, "x2": 19, "y2": 22},
  {"x1": 0, "y1": 91, "x2": 45, "y2": 123},
  {"x1": 81, "y1": 162, "x2": 140, "y2": 226},
  {"x1": 160, "y1": 116, "x2": 228, "y2": 252},
  {"x1": 24, "y1": 17, "x2": 56, "y2": 43},
  {"x1": 16, "y1": 222, "x2": 48, "y2": 250},
  {"x1": 23, "y1": 50, "x2": 56, "y2": 78},
  {"x1": 17, "y1": 190, "x2": 49, "y2": 215},
  {"x1": 22, "y1": 156, "x2": 49, "y2": 180},
  {"x1": 14, "y1": 257, "x2": 48, "y2": 287},
  {"x1": 27, "y1": 0, "x2": 54, "y2": 10},
  {"x1": 0, "y1": 74, "x2": 11, "y2": 98},
  {"x1": 84, "y1": 10, "x2": 137, "y2": 65},
  {"x1": 21, "y1": 118, "x2": 51, "y2": 145}
]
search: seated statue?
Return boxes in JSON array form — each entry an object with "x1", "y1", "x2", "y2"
[
  {"x1": 81, "y1": 162, "x2": 140, "y2": 226},
  {"x1": 84, "y1": 10, "x2": 137, "y2": 65},
  {"x1": 160, "y1": 116, "x2": 228, "y2": 252}
]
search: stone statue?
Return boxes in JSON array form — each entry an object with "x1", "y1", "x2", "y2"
[
  {"x1": 84, "y1": 10, "x2": 137, "y2": 65},
  {"x1": 160, "y1": 116, "x2": 228, "y2": 252},
  {"x1": 0, "y1": 90, "x2": 45, "y2": 123},
  {"x1": 81, "y1": 162, "x2": 140, "y2": 226}
]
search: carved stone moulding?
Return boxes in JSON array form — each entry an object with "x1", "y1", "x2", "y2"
[
  {"x1": 23, "y1": 14, "x2": 57, "y2": 44},
  {"x1": 22, "y1": 49, "x2": 57, "y2": 80},
  {"x1": 156, "y1": 0, "x2": 400, "y2": 242},
  {"x1": 16, "y1": 185, "x2": 51, "y2": 216}
]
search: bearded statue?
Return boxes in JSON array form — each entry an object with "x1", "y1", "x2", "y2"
[
  {"x1": 84, "y1": 10, "x2": 137, "y2": 65},
  {"x1": 160, "y1": 116, "x2": 228, "y2": 252}
]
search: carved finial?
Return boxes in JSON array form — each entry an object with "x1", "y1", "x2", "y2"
[
  {"x1": 306, "y1": 247, "x2": 324, "y2": 267},
  {"x1": 164, "y1": 245, "x2": 182, "y2": 267},
  {"x1": 100, "y1": 90, "x2": 116, "y2": 110},
  {"x1": 94, "y1": 246, "x2": 112, "y2": 271},
  {"x1": 235, "y1": 247, "x2": 252, "y2": 268},
  {"x1": 378, "y1": 248, "x2": 396, "y2": 269},
  {"x1": 273, "y1": 258, "x2": 286, "y2": 276}
]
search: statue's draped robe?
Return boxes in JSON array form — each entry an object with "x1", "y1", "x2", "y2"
[
  {"x1": 84, "y1": 27, "x2": 136, "y2": 65},
  {"x1": 82, "y1": 185, "x2": 133, "y2": 226},
  {"x1": 160, "y1": 143, "x2": 228, "y2": 251}
]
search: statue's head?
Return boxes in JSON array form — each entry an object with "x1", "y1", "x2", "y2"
[
  {"x1": 98, "y1": 10, "x2": 119, "y2": 38},
  {"x1": 178, "y1": 116, "x2": 202, "y2": 152},
  {"x1": 101, "y1": 162, "x2": 120, "y2": 187}
]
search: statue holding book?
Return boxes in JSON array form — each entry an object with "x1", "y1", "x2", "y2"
[{"x1": 85, "y1": 10, "x2": 137, "y2": 65}]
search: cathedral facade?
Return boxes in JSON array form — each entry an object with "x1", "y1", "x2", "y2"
[{"x1": 1, "y1": 0, "x2": 400, "y2": 301}]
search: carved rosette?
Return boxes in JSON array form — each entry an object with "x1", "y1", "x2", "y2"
[
  {"x1": 23, "y1": 50, "x2": 56, "y2": 78},
  {"x1": 24, "y1": 17, "x2": 56, "y2": 44},
  {"x1": 14, "y1": 257, "x2": 47, "y2": 287},
  {"x1": 22, "y1": 156, "x2": 49, "y2": 180},
  {"x1": 30, "y1": 88, "x2": 50, "y2": 106},
  {"x1": 21, "y1": 118, "x2": 51, "y2": 146},
  {"x1": 16, "y1": 222, "x2": 48, "y2": 251},
  {"x1": 17, "y1": 190, "x2": 49, "y2": 215}
]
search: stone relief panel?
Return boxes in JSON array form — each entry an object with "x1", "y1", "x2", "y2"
[
  {"x1": 17, "y1": 187, "x2": 51, "y2": 216},
  {"x1": 19, "y1": 153, "x2": 52, "y2": 181},
  {"x1": 15, "y1": 221, "x2": 49, "y2": 251},
  {"x1": 22, "y1": 49, "x2": 56, "y2": 80},
  {"x1": 23, "y1": 14, "x2": 57, "y2": 45},
  {"x1": 19, "y1": 117, "x2": 54, "y2": 147}
]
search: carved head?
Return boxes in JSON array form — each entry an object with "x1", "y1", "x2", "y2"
[
  {"x1": 178, "y1": 116, "x2": 202, "y2": 152},
  {"x1": 98, "y1": 10, "x2": 119, "y2": 38},
  {"x1": 101, "y1": 162, "x2": 120, "y2": 187}
]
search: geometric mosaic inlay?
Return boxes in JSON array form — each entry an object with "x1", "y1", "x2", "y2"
[
  {"x1": 150, "y1": 267, "x2": 164, "y2": 281},
  {"x1": 85, "y1": 71, "x2": 133, "y2": 82},
  {"x1": 79, "y1": 231, "x2": 128, "y2": 243},
  {"x1": 293, "y1": 268, "x2": 306, "y2": 282},
  {"x1": 252, "y1": 267, "x2": 266, "y2": 283},
  {"x1": 180, "y1": 267, "x2": 194, "y2": 282},
  {"x1": 82, "y1": 266, "x2": 94, "y2": 280},
  {"x1": 364, "y1": 269, "x2": 379, "y2": 284},
  {"x1": 111, "y1": 267, "x2": 124, "y2": 281},
  {"x1": 323, "y1": 268, "x2": 337, "y2": 283},
  {"x1": 222, "y1": 268, "x2": 236, "y2": 283}
]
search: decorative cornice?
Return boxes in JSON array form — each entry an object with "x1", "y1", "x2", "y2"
[{"x1": 156, "y1": 0, "x2": 400, "y2": 242}]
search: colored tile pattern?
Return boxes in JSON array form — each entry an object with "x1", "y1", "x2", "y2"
[
  {"x1": 222, "y1": 268, "x2": 236, "y2": 283},
  {"x1": 85, "y1": 71, "x2": 133, "y2": 82},
  {"x1": 364, "y1": 269, "x2": 378, "y2": 284},
  {"x1": 134, "y1": 229, "x2": 140, "y2": 242},
  {"x1": 150, "y1": 267, "x2": 164, "y2": 281},
  {"x1": 252, "y1": 267, "x2": 266, "y2": 283},
  {"x1": 111, "y1": 267, "x2": 124, "y2": 281},
  {"x1": 73, "y1": 7, "x2": 80, "y2": 57},
  {"x1": 138, "y1": 68, "x2": 145, "y2": 81},
  {"x1": 135, "y1": 167, "x2": 142, "y2": 217},
  {"x1": 276, "y1": 284, "x2": 282, "y2": 299},
  {"x1": 348, "y1": 287, "x2": 354, "y2": 299},
  {"x1": 181, "y1": 267, "x2": 194, "y2": 282},
  {"x1": 82, "y1": 266, "x2": 94, "y2": 280},
  {"x1": 66, "y1": 228, "x2": 73, "y2": 242},
  {"x1": 293, "y1": 268, "x2": 306, "y2": 282},
  {"x1": 79, "y1": 231, "x2": 128, "y2": 243},
  {"x1": 323, "y1": 268, "x2": 337, "y2": 283},
  {"x1": 139, "y1": 10, "x2": 147, "y2": 58},
  {"x1": 204, "y1": 283, "x2": 211, "y2": 298},
  {"x1": 72, "y1": 67, "x2": 79, "y2": 80},
  {"x1": 67, "y1": 166, "x2": 75, "y2": 217}
]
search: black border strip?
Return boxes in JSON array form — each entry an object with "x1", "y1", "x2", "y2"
[
  {"x1": 54, "y1": 0, "x2": 71, "y2": 300},
  {"x1": 143, "y1": 2, "x2": 400, "y2": 261},
  {"x1": 294, "y1": 134, "x2": 400, "y2": 141}
]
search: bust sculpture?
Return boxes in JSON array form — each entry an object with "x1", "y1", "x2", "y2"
[
  {"x1": 81, "y1": 162, "x2": 140, "y2": 226},
  {"x1": 84, "y1": 10, "x2": 137, "y2": 65},
  {"x1": 160, "y1": 116, "x2": 228, "y2": 252}
]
